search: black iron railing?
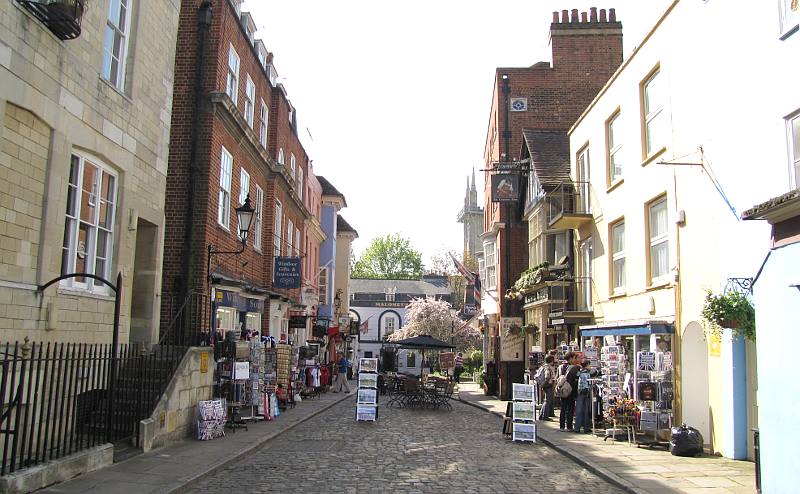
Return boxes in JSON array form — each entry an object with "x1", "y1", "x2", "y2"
[
  {"x1": 159, "y1": 291, "x2": 210, "y2": 347},
  {"x1": 16, "y1": 0, "x2": 85, "y2": 40},
  {"x1": 0, "y1": 340, "x2": 186, "y2": 476},
  {"x1": 547, "y1": 181, "x2": 592, "y2": 224}
]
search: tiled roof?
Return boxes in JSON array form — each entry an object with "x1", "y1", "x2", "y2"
[
  {"x1": 349, "y1": 277, "x2": 451, "y2": 296},
  {"x1": 337, "y1": 214, "x2": 358, "y2": 236},
  {"x1": 316, "y1": 175, "x2": 347, "y2": 206},
  {"x1": 521, "y1": 129, "x2": 571, "y2": 187}
]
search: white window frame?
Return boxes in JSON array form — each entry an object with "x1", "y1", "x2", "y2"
[
  {"x1": 642, "y1": 69, "x2": 664, "y2": 158},
  {"x1": 295, "y1": 227, "x2": 300, "y2": 257},
  {"x1": 788, "y1": 111, "x2": 800, "y2": 188},
  {"x1": 290, "y1": 153, "x2": 296, "y2": 181},
  {"x1": 244, "y1": 75, "x2": 255, "y2": 127},
  {"x1": 253, "y1": 185, "x2": 263, "y2": 251},
  {"x1": 611, "y1": 220, "x2": 626, "y2": 294},
  {"x1": 274, "y1": 199, "x2": 282, "y2": 256},
  {"x1": 484, "y1": 239, "x2": 497, "y2": 289},
  {"x1": 607, "y1": 111, "x2": 623, "y2": 183},
  {"x1": 384, "y1": 317, "x2": 395, "y2": 337},
  {"x1": 318, "y1": 267, "x2": 328, "y2": 305},
  {"x1": 779, "y1": 0, "x2": 800, "y2": 38},
  {"x1": 226, "y1": 44, "x2": 240, "y2": 105},
  {"x1": 278, "y1": 148, "x2": 285, "y2": 165},
  {"x1": 579, "y1": 237, "x2": 593, "y2": 311},
  {"x1": 101, "y1": 0, "x2": 132, "y2": 90},
  {"x1": 218, "y1": 147, "x2": 233, "y2": 229},
  {"x1": 61, "y1": 152, "x2": 118, "y2": 293},
  {"x1": 259, "y1": 100, "x2": 268, "y2": 149},
  {"x1": 287, "y1": 219, "x2": 294, "y2": 255},
  {"x1": 297, "y1": 166, "x2": 304, "y2": 202},
  {"x1": 648, "y1": 198, "x2": 670, "y2": 284},
  {"x1": 239, "y1": 168, "x2": 249, "y2": 205}
]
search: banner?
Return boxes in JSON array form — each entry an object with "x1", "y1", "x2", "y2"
[{"x1": 274, "y1": 257, "x2": 301, "y2": 289}]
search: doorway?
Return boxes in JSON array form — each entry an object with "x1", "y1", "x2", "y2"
[
  {"x1": 130, "y1": 219, "x2": 159, "y2": 345},
  {"x1": 681, "y1": 321, "x2": 710, "y2": 445}
]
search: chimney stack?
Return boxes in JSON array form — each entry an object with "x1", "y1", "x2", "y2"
[
  {"x1": 599, "y1": 9, "x2": 607, "y2": 22},
  {"x1": 590, "y1": 7, "x2": 598, "y2": 22}
]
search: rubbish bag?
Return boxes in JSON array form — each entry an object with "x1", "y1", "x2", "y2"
[{"x1": 670, "y1": 423, "x2": 704, "y2": 457}]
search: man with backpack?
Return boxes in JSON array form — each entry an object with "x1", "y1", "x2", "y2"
[
  {"x1": 555, "y1": 351, "x2": 580, "y2": 431},
  {"x1": 535, "y1": 355, "x2": 557, "y2": 420},
  {"x1": 574, "y1": 359, "x2": 593, "y2": 433}
]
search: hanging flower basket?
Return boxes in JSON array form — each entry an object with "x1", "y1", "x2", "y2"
[{"x1": 701, "y1": 290, "x2": 755, "y2": 340}]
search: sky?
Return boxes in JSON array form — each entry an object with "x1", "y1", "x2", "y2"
[{"x1": 243, "y1": 1, "x2": 672, "y2": 268}]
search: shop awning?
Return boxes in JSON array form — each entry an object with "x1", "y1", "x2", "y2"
[{"x1": 579, "y1": 319, "x2": 674, "y2": 336}]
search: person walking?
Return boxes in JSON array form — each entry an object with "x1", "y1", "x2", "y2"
[
  {"x1": 537, "y1": 355, "x2": 557, "y2": 420},
  {"x1": 557, "y1": 351, "x2": 580, "y2": 431},
  {"x1": 332, "y1": 352, "x2": 351, "y2": 393},
  {"x1": 453, "y1": 352, "x2": 464, "y2": 383},
  {"x1": 574, "y1": 359, "x2": 593, "y2": 433}
]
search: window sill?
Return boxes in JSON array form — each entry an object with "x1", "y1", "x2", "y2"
[
  {"x1": 57, "y1": 285, "x2": 115, "y2": 301},
  {"x1": 217, "y1": 222, "x2": 231, "y2": 233},
  {"x1": 98, "y1": 76, "x2": 133, "y2": 104},
  {"x1": 606, "y1": 179, "x2": 624, "y2": 193},
  {"x1": 646, "y1": 279, "x2": 672, "y2": 291},
  {"x1": 609, "y1": 291, "x2": 627, "y2": 300},
  {"x1": 641, "y1": 147, "x2": 667, "y2": 167}
]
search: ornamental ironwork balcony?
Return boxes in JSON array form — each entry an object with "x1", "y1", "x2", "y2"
[
  {"x1": 17, "y1": 0, "x2": 85, "y2": 40},
  {"x1": 548, "y1": 180, "x2": 593, "y2": 230},
  {"x1": 549, "y1": 276, "x2": 594, "y2": 325}
]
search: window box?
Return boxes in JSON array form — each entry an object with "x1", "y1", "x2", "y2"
[{"x1": 17, "y1": 0, "x2": 85, "y2": 40}]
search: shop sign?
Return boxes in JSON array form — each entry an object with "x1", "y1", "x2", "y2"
[
  {"x1": 274, "y1": 257, "x2": 301, "y2": 289},
  {"x1": 491, "y1": 173, "x2": 520, "y2": 203},
  {"x1": 501, "y1": 317, "x2": 523, "y2": 334},
  {"x1": 246, "y1": 298, "x2": 263, "y2": 313},
  {"x1": 500, "y1": 332, "x2": 525, "y2": 361},
  {"x1": 439, "y1": 352, "x2": 455, "y2": 368},
  {"x1": 289, "y1": 316, "x2": 307, "y2": 329},
  {"x1": 216, "y1": 290, "x2": 263, "y2": 312},
  {"x1": 463, "y1": 304, "x2": 478, "y2": 316}
]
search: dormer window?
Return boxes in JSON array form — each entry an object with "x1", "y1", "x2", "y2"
[{"x1": 267, "y1": 64, "x2": 278, "y2": 86}]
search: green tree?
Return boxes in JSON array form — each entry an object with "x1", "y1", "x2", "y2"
[{"x1": 351, "y1": 234, "x2": 424, "y2": 280}]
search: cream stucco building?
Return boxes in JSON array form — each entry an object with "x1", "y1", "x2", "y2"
[
  {"x1": 0, "y1": 0, "x2": 179, "y2": 344},
  {"x1": 563, "y1": 0, "x2": 798, "y2": 459}
]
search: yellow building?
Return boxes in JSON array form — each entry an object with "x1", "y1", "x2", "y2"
[{"x1": 560, "y1": 0, "x2": 797, "y2": 459}]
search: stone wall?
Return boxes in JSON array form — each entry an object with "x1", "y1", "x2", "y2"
[{"x1": 139, "y1": 347, "x2": 214, "y2": 452}]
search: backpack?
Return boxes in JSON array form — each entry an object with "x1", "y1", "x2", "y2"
[
  {"x1": 555, "y1": 365, "x2": 573, "y2": 398},
  {"x1": 534, "y1": 366, "x2": 547, "y2": 386}
]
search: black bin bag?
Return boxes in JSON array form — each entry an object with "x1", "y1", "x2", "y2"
[{"x1": 670, "y1": 424, "x2": 704, "y2": 457}]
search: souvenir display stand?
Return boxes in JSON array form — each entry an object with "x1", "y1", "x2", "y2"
[
  {"x1": 356, "y1": 358, "x2": 379, "y2": 422},
  {"x1": 508, "y1": 383, "x2": 536, "y2": 443},
  {"x1": 197, "y1": 399, "x2": 226, "y2": 440},
  {"x1": 580, "y1": 322, "x2": 675, "y2": 444}
]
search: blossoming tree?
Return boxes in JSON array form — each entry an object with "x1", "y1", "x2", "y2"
[{"x1": 387, "y1": 297, "x2": 480, "y2": 351}]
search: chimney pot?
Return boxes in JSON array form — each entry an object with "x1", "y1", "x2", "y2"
[
  {"x1": 581, "y1": 12, "x2": 588, "y2": 23},
  {"x1": 561, "y1": 10, "x2": 569, "y2": 23},
  {"x1": 590, "y1": 7, "x2": 598, "y2": 22},
  {"x1": 599, "y1": 9, "x2": 607, "y2": 22},
  {"x1": 552, "y1": 11, "x2": 559, "y2": 23},
  {"x1": 609, "y1": 8, "x2": 617, "y2": 22},
  {"x1": 571, "y1": 9, "x2": 579, "y2": 23}
]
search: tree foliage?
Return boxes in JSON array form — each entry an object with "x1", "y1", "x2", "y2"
[
  {"x1": 351, "y1": 234, "x2": 423, "y2": 280},
  {"x1": 387, "y1": 297, "x2": 480, "y2": 351}
]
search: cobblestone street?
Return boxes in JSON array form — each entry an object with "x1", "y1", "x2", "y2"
[{"x1": 186, "y1": 397, "x2": 624, "y2": 493}]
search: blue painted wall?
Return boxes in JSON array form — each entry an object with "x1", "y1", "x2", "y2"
[
  {"x1": 318, "y1": 203, "x2": 338, "y2": 319},
  {"x1": 753, "y1": 243, "x2": 800, "y2": 493},
  {"x1": 721, "y1": 331, "x2": 748, "y2": 459}
]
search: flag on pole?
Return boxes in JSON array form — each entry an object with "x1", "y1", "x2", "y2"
[
  {"x1": 448, "y1": 252, "x2": 475, "y2": 284},
  {"x1": 359, "y1": 316, "x2": 373, "y2": 334}
]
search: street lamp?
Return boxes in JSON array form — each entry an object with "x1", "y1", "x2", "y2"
[{"x1": 207, "y1": 195, "x2": 255, "y2": 342}]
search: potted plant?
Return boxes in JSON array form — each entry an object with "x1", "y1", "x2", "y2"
[{"x1": 701, "y1": 289, "x2": 756, "y2": 341}]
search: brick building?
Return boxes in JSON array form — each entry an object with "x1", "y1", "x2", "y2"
[
  {"x1": 162, "y1": 0, "x2": 322, "y2": 342},
  {"x1": 0, "y1": 0, "x2": 179, "y2": 344},
  {"x1": 480, "y1": 8, "x2": 623, "y2": 398}
]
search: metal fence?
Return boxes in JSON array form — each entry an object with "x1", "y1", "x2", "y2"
[
  {"x1": 160, "y1": 291, "x2": 210, "y2": 347},
  {"x1": 0, "y1": 340, "x2": 186, "y2": 476},
  {"x1": 547, "y1": 181, "x2": 592, "y2": 224}
]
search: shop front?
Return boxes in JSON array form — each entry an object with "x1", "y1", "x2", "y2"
[
  {"x1": 579, "y1": 320, "x2": 675, "y2": 444},
  {"x1": 213, "y1": 289, "x2": 265, "y2": 340}
]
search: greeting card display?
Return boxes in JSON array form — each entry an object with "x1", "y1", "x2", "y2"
[
  {"x1": 356, "y1": 405, "x2": 377, "y2": 422},
  {"x1": 355, "y1": 358, "x2": 378, "y2": 422},
  {"x1": 357, "y1": 388, "x2": 378, "y2": 405},
  {"x1": 507, "y1": 383, "x2": 536, "y2": 442},
  {"x1": 512, "y1": 383, "x2": 535, "y2": 402},
  {"x1": 512, "y1": 402, "x2": 536, "y2": 421},
  {"x1": 637, "y1": 352, "x2": 657, "y2": 371},
  {"x1": 512, "y1": 423, "x2": 536, "y2": 442}
]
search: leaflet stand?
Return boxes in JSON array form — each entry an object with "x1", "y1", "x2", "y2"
[
  {"x1": 509, "y1": 383, "x2": 537, "y2": 443},
  {"x1": 356, "y1": 358, "x2": 379, "y2": 422}
]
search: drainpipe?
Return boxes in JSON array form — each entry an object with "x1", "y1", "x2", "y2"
[
  {"x1": 672, "y1": 168, "x2": 684, "y2": 425},
  {"x1": 182, "y1": 2, "x2": 213, "y2": 328}
]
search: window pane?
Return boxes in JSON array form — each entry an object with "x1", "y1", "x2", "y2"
[
  {"x1": 613, "y1": 258, "x2": 625, "y2": 289},
  {"x1": 76, "y1": 223, "x2": 90, "y2": 281},
  {"x1": 650, "y1": 241, "x2": 668, "y2": 279},
  {"x1": 612, "y1": 223, "x2": 625, "y2": 254},
  {"x1": 649, "y1": 200, "x2": 667, "y2": 239}
]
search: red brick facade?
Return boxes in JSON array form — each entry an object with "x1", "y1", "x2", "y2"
[
  {"x1": 482, "y1": 8, "x2": 624, "y2": 321},
  {"x1": 163, "y1": 0, "x2": 322, "y2": 338}
]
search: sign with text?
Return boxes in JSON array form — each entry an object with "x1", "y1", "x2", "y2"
[
  {"x1": 274, "y1": 257, "x2": 301, "y2": 289},
  {"x1": 439, "y1": 352, "x2": 455, "y2": 369},
  {"x1": 500, "y1": 332, "x2": 525, "y2": 361},
  {"x1": 289, "y1": 316, "x2": 307, "y2": 329}
]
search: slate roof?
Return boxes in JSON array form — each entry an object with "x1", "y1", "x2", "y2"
[
  {"x1": 350, "y1": 276, "x2": 451, "y2": 297},
  {"x1": 521, "y1": 129, "x2": 571, "y2": 187},
  {"x1": 337, "y1": 214, "x2": 358, "y2": 236},
  {"x1": 316, "y1": 175, "x2": 347, "y2": 206}
]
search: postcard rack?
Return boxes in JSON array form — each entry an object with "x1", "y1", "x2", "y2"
[{"x1": 356, "y1": 358, "x2": 379, "y2": 422}]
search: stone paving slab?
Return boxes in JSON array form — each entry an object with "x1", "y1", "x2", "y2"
[
  {"x1": 457, "y1": 383, "x2": 756, "y2": 494},
  {"x1": 38, "y1": 386, "x2": 354, "y2": 494}
]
